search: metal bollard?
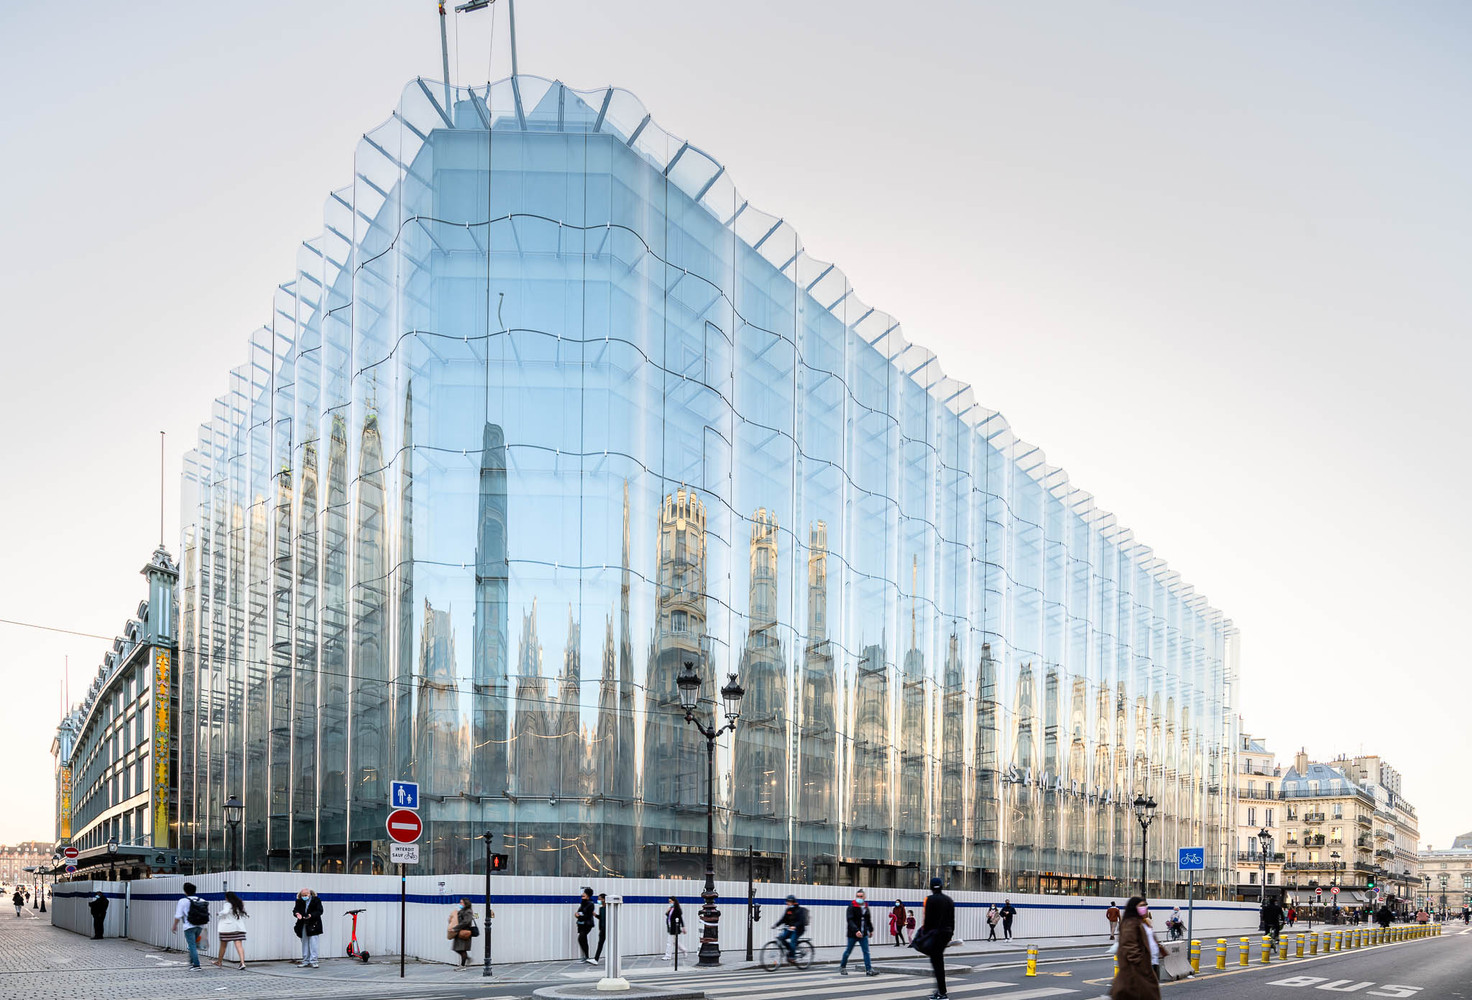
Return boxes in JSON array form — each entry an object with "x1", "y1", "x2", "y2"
[
  {"x1": 1278, "y1": 935, "x2": 1288, "y2": 960},
  {"x1": 1261, "y1": 936, "x2": 1272, "y2": 963},
  {"x1": 1026, "y1": 945, "x2": 1037, "y2": 977},
  {"x1": 1333, "y1": 930, "x2": 1342, "y2": 951},
  {"x1": 1239, "y1": 937, "x2": 1249, "y2": 966},
  {"x1": 1310, "y1": 932, "x2": 1318, "y2": 955},
  {"x1": 1215, "y1": 938, "x2": 1226, "y2": 971},
  {"x1": 599, "y1": 894, "x2": 627, "y2": 990},
  {"x1": 1189, "y1": 940, "x2": 1200, "y2": 973},
  {"x1": 1296, "y1": 934, "x2": 1304, "y2": 958}
]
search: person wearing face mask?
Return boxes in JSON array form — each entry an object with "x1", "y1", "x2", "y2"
[
  {"x1": 291, "y1": 888, "x2": 324, "y2": 968},
  {"x1": 1111, "y1": 896, "x2": 1165, "y2": 999},
  {"x1": 837, "y1": 889, "x2": 878, "y2": 976}
]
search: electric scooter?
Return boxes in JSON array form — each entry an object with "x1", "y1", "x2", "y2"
[{"x1": 345, "y1": 908, "x2": 370, "y2": 962}]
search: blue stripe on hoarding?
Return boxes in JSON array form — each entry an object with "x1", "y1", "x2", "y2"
[{"x1": 51, "y1": 886, "x2": 1250, "y2": 914}]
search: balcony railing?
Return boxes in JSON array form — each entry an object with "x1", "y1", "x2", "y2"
[
  {"x1": 1304, "y1": 812, "x2": 1326, "y2": 823},
  {"x1": 1375, "y1": 849, "x2": 1395, "y2": 860},
  {"x1": 1375, "y1": 828, "x2": 1392, "y2": 840},
  {"x1": 1237, "y1": 852, "x2": 1286, "y2": 864},
  {"x1": 1239, "y1": 788, "x2": 1280, "y2": 801},
  {"x1": 1357, "y1": 815, "x2": 1372, "y2": 827}
]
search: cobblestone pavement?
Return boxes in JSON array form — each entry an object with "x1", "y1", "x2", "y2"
[{"x1": 0, "y1": 908, "x2": 516, "y2": 1000}]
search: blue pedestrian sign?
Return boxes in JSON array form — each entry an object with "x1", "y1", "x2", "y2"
[
  {"x1": 1178, "y1": 846, "x2": 1206, "y2": 871},
  {"x1": 390, "y1": 780, "x2": 419, "y2": 810}
]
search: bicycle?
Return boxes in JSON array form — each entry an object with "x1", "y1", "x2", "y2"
[
  {"x1": 345, "y1": 908, "x2": 370, "y2": 962},
  {"x1": 760, "y1": 934, "x2": 813, "y2": 971}
]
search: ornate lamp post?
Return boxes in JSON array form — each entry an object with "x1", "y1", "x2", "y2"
[
  {"x1": 676, "y1": 658, "x2": 744, "y2": 967},
  {"x1": 1422, "y1": 873, "x2": 1430, "y2": 915},
  {"x1": 1439, "y1": 874, "x2": 1448, "y2": 918},
  {"x1": 1257, "y1": 827, "x2": 1272, "y2": 905},
  {"x1": 1131, "y1": 794, "x2": 1157, "y2": 895},
  {"x1": 224, "y1": 797, "x2": 244, "y2": 871},
  {"x1": 106, "y1": 836, "x2": 118, "y2": 882}
]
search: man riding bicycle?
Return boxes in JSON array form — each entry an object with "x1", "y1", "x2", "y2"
[
  {"x1": 774, "y1": 894, "x2": 808, "y2": 962},
  {"x1": 1261, "y1": 895, "x2": 1285, "y2": 944}
]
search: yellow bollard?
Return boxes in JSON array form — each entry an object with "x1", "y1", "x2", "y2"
[
  {"x1": 1190, "y1": 940, "x2": 1200, "y2": 973},
  {"x1": 1113, "y1": 954, "x2": 1118, "y2": 978},
  {"x1": 1296, "y1": 933, "x2": 1305, "y2": 958},
  {"x1": 1239, "y1": 937, "x2": 1250, "y2": 966},
  {"x1": 1310, "y1": 932, "x2": 1318, "y2": 955},
  {"x1": 1334, "y1": 929, "x2": 1343, "y2": 951},
  {"x1": 1216, "y1": 938, "x2": 1227, "y2": 970},
  {"x1": 1278, "y1": 935, "x2": 1289, "y2": 960},
  {"x1": 1261, "y1": 936, "x2": 1272, "y2": 963},
  {"x1": 1026, "y1": 945, "x2": 1037, "y2": 977}
]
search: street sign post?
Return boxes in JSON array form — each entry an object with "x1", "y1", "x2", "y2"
[
  {"x1": 386, "y1": 808, "x2": 423, "y2": 844},
  {"x1": 1178, "y1": 846, "x2": 1206, "y2": 947},
  {"x1": 390, "y1": 781, "x2": 419, "y2": 810}
]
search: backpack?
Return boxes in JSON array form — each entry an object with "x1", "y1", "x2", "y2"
[{"x1": 186, "y1": 896, "x2": 210, "y2": 925}]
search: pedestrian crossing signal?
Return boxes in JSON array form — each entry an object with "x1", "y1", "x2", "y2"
[{"x1": 490, "y1": 853, "x2": 509, "y2": 871}]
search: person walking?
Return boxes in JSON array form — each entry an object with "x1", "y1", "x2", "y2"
[
  {"x1": 212, "y1": 891, "x2": 249, "y2": 970},
  {"x1": 593, "y1": 893, "x2": 608, "y2": 962},
  {"x1": 890, "y1": 900, "x2": 908, "y2": 946},
  {"x1": 985, "y1": 903, "x2": 1000, "y2": 941},
  {"x1": 11, "y1": 889, "x2": 23, "y2": 917},
  {"x1": 1106, "y1": 901, "x2": 1121, "y2": 940},
  {"x1": 88, "y1": 892, "x2": 108, "y2": 939},
  {"x1": 292, "y1": 887, "x2": 323, "y2": 968},
  {"x1": 449, "y1": 897, "x2": 477, "y2": 967},
  {"x1": 575, "y1": 887, "x2": 597, "y2": 964},
  {"x1": 662, "y1": 896, "x2": 687, "y2": 961},
  {"x1": 917, "y1": 877, "x2": 955, "y2": 1000},
  {"x1": 171, "y1": 882, "x2": 210, "y2": 971},
  {"x1": 1111, "y1": 897, "x2": 1163, "y2": 999},
  {"x1": 1287, "y1": 905, "x2": 1297, "y2": 928},
  {"x1": 999, "y1": 898, "x2": 1017, "y2": 940},
  {"x1": 773, "y1": 894, "x2": 807, "y2": 962},
  {"x1": 837, "y1": 889, "x2": 878, "y2": 976}
]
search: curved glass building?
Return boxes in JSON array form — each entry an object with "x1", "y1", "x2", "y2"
[{"x1": 178, "y1": 76, "x2": 1239, "y2": 894}]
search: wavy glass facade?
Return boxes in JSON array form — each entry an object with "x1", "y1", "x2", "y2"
[{"x1": 178, "y1": 76, "x2": 1239, "y2": 894}]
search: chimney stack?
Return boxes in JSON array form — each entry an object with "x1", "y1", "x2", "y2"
[{"x1": 1295, "y1": 748, "x2": 1309, "y2": 774}]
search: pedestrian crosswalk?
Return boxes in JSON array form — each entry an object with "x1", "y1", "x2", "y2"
[{"x1": 624, "y1": 969, "x2": 1084, "y2": 1000}]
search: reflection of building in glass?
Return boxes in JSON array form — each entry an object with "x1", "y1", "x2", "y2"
[{"x1": 173, "y1": 75, "x2": 1238, "y2": 893}]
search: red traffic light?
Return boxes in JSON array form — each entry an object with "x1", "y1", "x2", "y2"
[{"x1": 490, "y1": 853, "x2": 509, "y2": 871}]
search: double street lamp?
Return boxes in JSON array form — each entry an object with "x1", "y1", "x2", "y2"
[
  {"x1": 676, "y1": 658, "x2": 744, "y2": 967},
  {"x1": 1131, "y1": 793, "x2": 1157, "y2": 896},
  {"x1": 224, "y1": 797, "x2": 243, "y2": 871}
]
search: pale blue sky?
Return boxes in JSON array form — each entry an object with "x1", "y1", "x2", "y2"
[{"x1": 1, "y1": 1, "x2": 1467, "y2": 848}]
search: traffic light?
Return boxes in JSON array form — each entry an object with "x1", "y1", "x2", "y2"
[
  {"x1": 752, "y1": 904, "x2": 761, "y2": 921},
  {"x1": 490, "y1": 853, "x2": 509, "y2": 871},
  {"x1": 1367, "y1": 874, "x2": 1376, "y2": 891}
]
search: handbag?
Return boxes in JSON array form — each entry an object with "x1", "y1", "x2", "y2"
[
  {"x1": 457, "y1": 928, "x2": 473, "y2": 940},
  {"x1": 912, "y1": 928, "x2": 937, "y2": 955}
]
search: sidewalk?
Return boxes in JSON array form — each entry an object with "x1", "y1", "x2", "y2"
[{"x1": 240, "y1": 923, "x2": 1273, "y2": 985}]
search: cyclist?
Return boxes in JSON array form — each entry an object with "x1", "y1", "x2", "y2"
[
  {"x1": 773, "y1": 894, "x2": 808, "y2": 963},
  {"x1": 1261, "y1": 895, "x2": 1285, "y2": 946}
]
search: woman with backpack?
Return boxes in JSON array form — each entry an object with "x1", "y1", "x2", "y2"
[
  {"x1": 212, "y1": 891, "x2": 249, "y2": 969},
  {"x1": 448, "y1": 897, "x2": 477, "y2": 967}
]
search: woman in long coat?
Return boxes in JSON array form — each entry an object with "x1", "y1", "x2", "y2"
[
  {"x1": 1111, "y1": 896, "x2": 1163, "y2": 1000},
  {"x1": 449, "y1": 898, "x2": 477, "y2": 966}
]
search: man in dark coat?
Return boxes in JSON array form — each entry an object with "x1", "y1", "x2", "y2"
[
  {"x1": 576, "y1": 888, "x2": 596, "y2": 964},
  {"x1": 594, "y1": 893, "x2": 607, "y2": 961},
  {"x1": 89, "y1": 892, "x2": 108, "y2": 939},
  {"x1": 837, "y1": 889, "x2": 877, "y2": 976},
  {"x1": 999, "y1": 898, "x2": 1017, "y2": 940},
  {"x1": 919, "y1": 877, "x2": 955, "y2": 1000}
]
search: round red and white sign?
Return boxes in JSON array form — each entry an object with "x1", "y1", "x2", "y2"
[
  {"x1": 1331, "y1": 886, "x2": 1339, "y2": 895},
  {"x1": 63, "y1": 847, "x2": 79, "y2": 859},
  {"x1": 386, "y1": 808, "x2": 423, "y2": 844}
]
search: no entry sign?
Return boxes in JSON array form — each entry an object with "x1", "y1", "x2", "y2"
[
  {"x1": 386, "y1": 808, "x2": 423, "y2": 844},
  {"x1": 63, "y1": 847, "x2": 78, "y2": 859}
]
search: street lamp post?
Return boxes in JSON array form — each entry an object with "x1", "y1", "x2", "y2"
[
  {"x1": 1422, "y1": 874, "x2": 1430, "y2": 915},
  {"x1": 1439, "y1": 874, "x2": 1448, "y2": 918},
  {"x1": 1131, "y1": 794, "x2": 1157, "y2": 896},
  {"x1": 106, "y1": 837, "x2": 118, "y2": 882},
  {"x1": 1257, "y1": 828, "x2": 1271, "y2": 907},
  {"x1": 223, "y1": 797, "x2": 243, "y2": 871},
  {"x1": 676, "y1": 658, "x2": 745, "y2": 967},
  {"x1": 481, "y1": 831, "x2": 494, "y2": 978}
]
